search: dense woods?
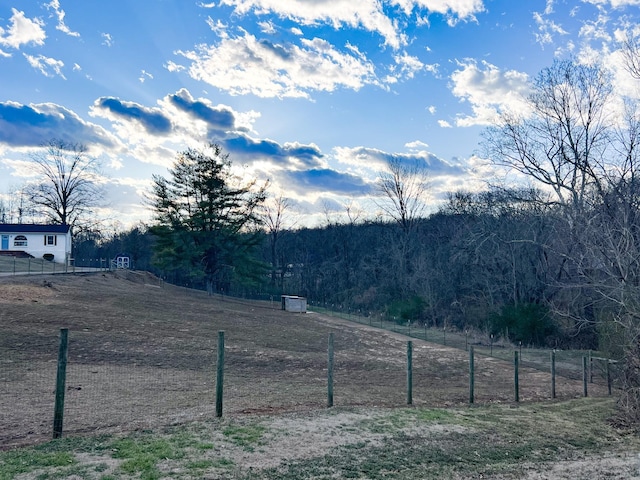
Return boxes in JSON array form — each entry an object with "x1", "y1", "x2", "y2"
[{"x1": 72, "y1": 191, "x2": 598, "y2": 349}]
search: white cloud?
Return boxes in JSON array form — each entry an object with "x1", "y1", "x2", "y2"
[
  {"x1": 45, "y1": 0, "x2": 80, "y2": 37},
  {"x1": 427, "y1": 105, "x2": 437, "y2": 114},
  {"x1": 438, "y1": 119, "x2": 452, "y2": 127},
  {"x1": 24, "y1": 53, "x2": 65, "y2": 79},
  {"x1": 101, "y1": 32, "x2": 113, "y2": 47},
  {"x1": 164, "y1": 60, "x2": 186, "y2": 72},
  {"x1": 450, "y1": 60, "x2": 530, "y2": 127},
  {"x1": 218, "y1": 0, "x2": 404, "y2": 48},
  {"x1": 218, "y1": 0, "x2": 486, "y2": 47},
  {"x1": 393, "y1": 0, "x2": 485, "y2": 26},
  {"x1": 258, "y1": 20, "x2": 276, "y2": 34},
  {"x1": 178, "y1": 29, "x2": 379, "y2": 98},
  {"x1": 389, "y1": 52, "x2": 433, "y2": 81},
  {"x1": 405, "y1": 140, "x2": 429, "y2": 149},
  {"x1": 578, "y1": 13, "x2": 612, "y2": 43},
  {"x1": 533, "y1": 10, "x2": 568, "y2": 47},
  {"x1": 139, "y1": 70, "x2": 153, "y2": 83},
  {"x1": 582, "y1": 0, "x2": 640, "y2": 7},
  {"x1": 0, "y1": 8, "x2": 46, "y2": 50}
]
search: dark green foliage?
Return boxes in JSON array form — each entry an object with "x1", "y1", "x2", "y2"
[
  {"x1": 148, "y1": 143, "x2": 266, "y2": 293},
  {"x1": 386, "y1": 295, "x2": 426, "y2": 324},
  {"x1": 489, "y1": 303, "x2": 557, "y2": 346}
]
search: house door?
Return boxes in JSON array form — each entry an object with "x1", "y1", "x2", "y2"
[{"x1": 1, "y1": 235, "x2": 8, "y2": 250}]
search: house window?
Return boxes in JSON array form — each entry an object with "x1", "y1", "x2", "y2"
[
  {"x1": 44, "y1": 235, "x2": 57, "y2": 246},
  {"x1": 14, "y1": 235, "x2": 27, "y2": 247}
]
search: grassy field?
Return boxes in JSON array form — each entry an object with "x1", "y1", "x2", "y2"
[
  {"x1": 0, "y1": 271, "x2": 637, "y2": 478},
  {"x1": 1, "y1": 398, "x2": 639, "y2": 479}
]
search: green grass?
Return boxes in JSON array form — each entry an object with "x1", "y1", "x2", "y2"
[
  {"x1": 0, "y1": 398, "x2": 637, "y2": 480},
  {"x1": 222, "y1": 424, "x2": 267, "y2": 451},
  {"x1": 0, "y1": 450, "x2": 76, "y2": 480}
]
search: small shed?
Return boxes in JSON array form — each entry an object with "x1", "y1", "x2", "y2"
[{"x1": 281, "y1": 295, "x2": 307, "y2": 313}]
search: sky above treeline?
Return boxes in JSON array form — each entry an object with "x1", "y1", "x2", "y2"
[{"x1": 0, "y1": 0, "x2": 639, "y2": 229}]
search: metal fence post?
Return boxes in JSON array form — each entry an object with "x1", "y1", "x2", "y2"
[
  {"x1": 216, "y1": 331, "x2": 225, "y2": 417},
  {"x1": 327, "y1": 333, "x2": 334, "y2": 407},
  {"x1": 53, "y1": 328, "x2": 69, "y2": 438},
  {"x1": 407, "y1": 341, "x2": 413, "y2": 405}
]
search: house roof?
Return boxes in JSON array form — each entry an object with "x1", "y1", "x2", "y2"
[{"x1": 0, "y1": 224, "x2": 70, "y2": 234}]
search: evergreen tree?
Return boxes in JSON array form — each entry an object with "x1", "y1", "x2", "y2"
[{"x1": 149, "y1": 143, "x2": 267, "y2": 293}]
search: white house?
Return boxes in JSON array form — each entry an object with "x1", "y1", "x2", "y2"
[{"x1": 0, "y1": 224, "x2": 72, "y2": 264}]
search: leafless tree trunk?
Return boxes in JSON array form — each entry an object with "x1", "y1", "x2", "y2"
[
  {"x1": 377, "y1": 156, "x2": 430, "y2": 234},
  {"x1": 259, "y1": 194, "x2": 297, "y2": 288},
  {"x1": 25, "y1": 139, "x2": 104, "y2": 232}
]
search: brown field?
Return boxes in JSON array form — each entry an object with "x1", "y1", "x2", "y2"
[{"x1": 0, "y1": 270, "x2": 610, "y2": 452}]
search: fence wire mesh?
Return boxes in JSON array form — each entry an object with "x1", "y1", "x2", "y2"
[{"x1": 0, "y1": 276, "x2": 619, "y2": 449}]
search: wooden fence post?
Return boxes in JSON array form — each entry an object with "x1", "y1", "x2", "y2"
[
  {"x1": 469, "y1": 346, "x2": 475, "y2": 404},
  {"x1": 53, "y1": 328, "x2": 69, "y2": 439},
  {"x1": 514, "y1": 350, "x2": 519, "y2": 403},
  {"x1": 327, "y1": 333, "x2": 334, "y2": 407},
  {"x1": 582, "y1": 356, "x2": 588, "y2": 397},
  {"x1": 216, "y1": 331, "x2": 225, "y2": 418},
  {"x1": 407, "y1": 341, "x2": 413, "y2": 405},
  {"x1": 551, "y1": 350, "x2": 556, "y2": 399}
]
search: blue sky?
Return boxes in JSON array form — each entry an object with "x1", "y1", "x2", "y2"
[{"x1": 1, "y1": 0, "x2": 639, "y2": 229}]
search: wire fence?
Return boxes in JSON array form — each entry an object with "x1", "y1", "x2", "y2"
[
  {"x1": 306, "y1": 301, "x2": 622, "y2": 385},
  {"x1": 0, "y1": 276, "x2": 620, "y2": 449},
  {"x1": 0, "y1": 256, "x2": 111, "y2": 276}
]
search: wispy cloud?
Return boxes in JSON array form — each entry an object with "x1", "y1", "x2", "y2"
[
  {"x1": 0, "y1": 8, "x2": 46, "y2": 51},
  {"x1": 23, "y1": 54, "x2": 65, "y2": 79},
  {"x1": 218, "y1": 0, "x2": 404, "y2": 48},
  {"x1": 164, "y1": 61, "x2": 185, "y2": 72},
  {"x1": 101, "y1": 32, "x2": 113, "y2": 47},
  {"x1": 217, "y1": 0, "x2": 486, "y2": 48},
  {"x1": 533, "y1": 10, "x2": 568, "y2": 47},
  {"x1": 45, "y1": 0, "x2": 80, "y2": 37},
  {"x1": 139, "y1": 70, "x2": 153, "y2": 83}
]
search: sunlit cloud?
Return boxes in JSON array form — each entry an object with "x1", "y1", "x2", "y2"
[
  {"x1": 23, "y1": 54, "x2": 66, "y2": 79},
  {"x1": 45, "y1": 0, "x2": 80, "y2": 37},
  {"x1": 450, "y1": 60, "x2": 530, "y2": 127},
  {"x1": 0, "y1": 8, "x2": 46, "y2": 51},
  {"x1": 178, "y1": 28, "x2": 379, "y2": 98}
]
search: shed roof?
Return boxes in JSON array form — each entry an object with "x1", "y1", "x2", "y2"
[{"x1": 0, "y1": 224, "x2": 70, "y2": 234}]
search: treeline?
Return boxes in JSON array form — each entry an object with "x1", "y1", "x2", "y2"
[{"x1": 76, "y1": 185, "x2": 621, "y2": 352}]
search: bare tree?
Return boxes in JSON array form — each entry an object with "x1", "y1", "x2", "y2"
[
  {"x1": 483, "y1": 57, "x2": 640, "y2": 424},
  {"x1": 25, "y1": 139, "x2": 104, "y2": 231},
  {"x1": 622, "y1": 31, "x2": 640, "y2": 80},
  {"x1": 377, "y1": 155, "x2": 430, "y2": 233},
  {"x1": 483, "y1": 60, "x2": 612, "y2": 216},
  {"x1": 259, "y1": 194, "x2": 297, "y2": 287}
]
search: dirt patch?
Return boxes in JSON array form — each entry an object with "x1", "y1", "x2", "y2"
[{"x1": 0, "y1": 272, "x2": 611, "y2": 450}]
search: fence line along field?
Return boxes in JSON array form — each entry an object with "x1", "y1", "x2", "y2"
[{"x1": 0, "y1": 271, "x2": 610, "y2": 449}]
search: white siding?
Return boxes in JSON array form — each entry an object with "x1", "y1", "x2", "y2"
[{"x1": 0, "y1": 231, "x2": 71, "y2": 263}]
